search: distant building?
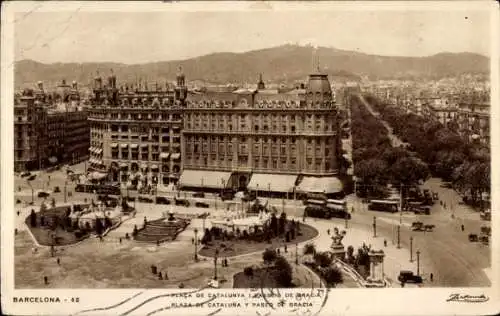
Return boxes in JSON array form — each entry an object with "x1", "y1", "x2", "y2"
[{"x1": 14, "y1": 80, "x2": 89, "y2": 172}]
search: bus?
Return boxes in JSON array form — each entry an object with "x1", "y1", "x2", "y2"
[
  {"x1": 75, "y1": 183, "x2": 121, "y2": 196},
  {"x1": 326, "y1": 199, "x2": 351, "y2": 219},
  {"x1": 368, "y1": 200, "x2": 399, "y2": 213}
]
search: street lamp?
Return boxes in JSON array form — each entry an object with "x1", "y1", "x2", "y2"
[
  {"x1": 268, "y1": 183, "x2": 271, "y2": 198},
  {"x1": 295, "y1": 242, "x2": 298, "y2": 265},
  {"x1": 397, "y1": 225, "x2": 401, "y2": 249},
  {"x1": 344, "y1": 213, "x2": 349, "y2": 229},
  {"x1": 416, "y1": 249, "x2": 421, "y2": 276},
  {"x1": 26, "y1": 179, "x2": 34, "y2": 205},
  {"x1": 64, "y1": 181, "x2": 67, "y2": 203},
  {"x1": 409, "y1": 236, "x2": 414, "y2": 262},
  {"x1": 214, "y1": 248, "x2": 220, "y2": 280},
  {"x1": 194, "y1": 228, "x2": 198, "y2": 261},
  {"x1": 373, "y1": 216, "x2": 377, "y2": 237}
]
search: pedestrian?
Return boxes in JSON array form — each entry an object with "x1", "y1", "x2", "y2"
[
  {"x1": 156, "y1": 240, "x2": 160, "y2": 246},
  {"x1": 430, "y1": 273, "x2": 434, "y2": 282},
  {"x1": 57, "y1": 258, "x2": 60, "y2": 265},
  {"x1": 164, "y1": 270, "x2": 169, "y2": 280},
  {"x1": 17, "y1": 211, "x2": 20, "y2": 216},
  {"x1": 15, "y1": 228, "x2": 18, "y2": 235},
  {"x1": 44, "y1": 276, "x2": 48, "y2": 285},
  {"x1": 192, "y1": 238, "x2": 195, "y2": 245},
  {"x1": 461, "y1": 224, "x2": 464, "y2": 232},
  {"x1": 277, "y1": 248, "x2": 280, "y2": 255},
  {"x1": 158, "y1": 272, "x2": 163, "y2": 280},
  {"x1": 327, "y1": 229, "x2": 330, "y2": 235},
  {"x1": 401, "y1": 281, "x2": 405, "y2": 288},
  {"x1": 284, "y1": 245, "x2": 288, "y2": 253},
  {"x1": 384, "y1": 239, "x2": 387, "y2": 247},
  {"x1": 119, "y1": 237, "x2": 122, "y2": 244}
]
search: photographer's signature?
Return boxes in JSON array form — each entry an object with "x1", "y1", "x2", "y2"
[{"x1": 446, "y1": 293, "x2": 489, "y2": 303}]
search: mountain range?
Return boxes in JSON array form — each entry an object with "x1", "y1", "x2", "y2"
[{"x1": 15, "y1": 44, "x2": 489, "y2": 89}]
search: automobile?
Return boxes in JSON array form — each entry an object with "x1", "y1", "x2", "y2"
[
  {"x1": 37, "y1": 191, "x2": 50, "y2": 198},
  {"x1": 398, "y1": 270, "x2": 423, "y2": 284},
  {"x1": 414, "y1": 207, "x2": 431, "y2": 215},
  {"x1": 155, "y1": 197, "x2": 171, "y2": 205},
  {"x1": 175, "y1": 198, "x2": 190, "y2": 207},
  {"x1": 138, "y1": 196, "x2": 154, "y2": 203},
  {"x1": 440, "y1": 182, "x2": 453, "y2": 189},
  {"x1": 220, "y1": 191, "x2": 234, "y2": 201},
  {"x1": 242, "y1": 192, "x2": 257, "y2": 202},
  {"x1": 20, "y1": 171, "x2": 31, "y2": 178},
  {"x1": 468, "y1": 234, "x2": 478, "y2": 242},
  {"x1": 195, "y1": 201, "x2": 210, "y2": 208},
  {"x1": 193, "y1": 192, "x2": 205, "y2": 198}
]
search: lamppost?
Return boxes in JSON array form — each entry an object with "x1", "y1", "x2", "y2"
[
  {"x1": 194, "y1": 228, "x2": 198, "y2": 261},
  {"x1": 295, "y1": 242, "x2": 298, "y2": 265},
  {"x1": 214, "y1": 248, "x2": 220, "y2": 280},
  {"x1": 397, "y1": 225, "x2": 401, "y2": 249},
  {"x1": 416, "y1": 249, "x2": 421, "y2": 276},
  {"x1": 64, "y1": 181, "x2": 67, "y2": 203},
  {"x1": 344, "y1": 213, "x2": 349, "y2": 229},
  {"x1": 409, "y1": 236, "x2": 414, "y2": 262},
  {"x1": 373, "y1": 216, "x2": 377, "y2": 237},
  {"x1": 26, "y1": 179, "x2": 34, "y2": 204},
  {"x1": 267, "y1": 183, "x2": 271, "y2": 198}
]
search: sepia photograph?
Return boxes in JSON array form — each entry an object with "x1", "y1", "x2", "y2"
[{"x1": 1, "y1": 1, "x2": 498, "y2": 316}]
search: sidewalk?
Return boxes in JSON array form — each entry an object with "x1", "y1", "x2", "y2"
[{"x1": 292, "y1": 217, "x2": 429, "y2": 288}]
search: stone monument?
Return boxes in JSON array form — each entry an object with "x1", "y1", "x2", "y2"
[
  {"x1": 330, "y1": 227, "x2": 346, "y2": 261},
  {"x1": 366, "y1": 249, "x2": 386, "y2": 287}
]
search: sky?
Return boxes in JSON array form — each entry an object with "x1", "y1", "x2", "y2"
[{"x1": 13, "y1": 2, "x2": 493, "y2": 64}]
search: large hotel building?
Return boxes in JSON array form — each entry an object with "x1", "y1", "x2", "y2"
[{"x1": 87, "y1": 69, "x2": 346, "y2": 197}]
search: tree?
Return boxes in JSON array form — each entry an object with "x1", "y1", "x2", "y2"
[
  {"x1": 346, "y1": 245, "x2": 355, "y2": 264},
  {"x1": 270, "y1": 213, "x2": 278, "y2": 237},
  {"x1": 29, "y1": 209, "x2": 37, "y2": 227},
  {"x1": 392, "y1": 156, "x2": 430, "y2": 186},
  {"x1": 303, "y1": 243, "x2": 316, "y2": 256},
  {"x1": 323, "y1": 266, "x2": 343, "y2": 288},
  {"x1": 278, "y1": 211, "x2": 287, "y2": 236},
  {"x1": 95, "y1": 218, "x2": 104, "y2": 235},
  {"x1": 263, "y1": 248, "x2": 277, "y2": 265},
  {"x1": 314, "y1": 252, "x2": 333, "y2": 268},
  {"x1": 244, "y1": 267, "x2": 254, "y2": 277},
  {"x1": 274, "y1": 255, "x2": 293, "y2": 287}
]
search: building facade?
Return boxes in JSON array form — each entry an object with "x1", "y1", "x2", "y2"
[
  {"x1": 180, "y1": 72, "x2": 344, "y2": 196},
  {"x1": 87, "y1": 72, "x2": 185, "y2": 189},
  {"x1": 14, "y1": 80, "x2": 89, "y2": 172}
]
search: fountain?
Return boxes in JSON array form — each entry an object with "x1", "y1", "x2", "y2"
[{"x1": 330, "y1": 227, "x2": 346, "y2": 261}]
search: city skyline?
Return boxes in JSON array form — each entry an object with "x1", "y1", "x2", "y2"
[{"x1": 14, "y1": 4, "x2": 492, "y2": 64}]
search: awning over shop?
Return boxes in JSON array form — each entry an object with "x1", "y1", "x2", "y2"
[
  {"x1": 95, "y1": 148, "x2": 103, "y2": 154},
  {"x1": 111, "y1": 143, "x2": 118, "y2": 148},
  {"x1": 48, "y1": 156, "x2": 58, "y2": 164},
  {"x1": 130, "y1": 144, "x2": 139, "y2": 149},
  {"x1": 89, "y1": 171, "x2": 107, "y2": 180},
  {"x1": 170, "y1": 153, "x2": 181, "y2": 160},
  {"x1": 140, "y1": 144, "x2": 149, "y2": 148},
  {"x1": 120, "y1": 144, "x2": 128, "y2": 148},
  {"x1": 141, "y1": 163, "x2": 148, "y2": 170},
  {"x1": 160, "y1": 153, "x2": 170, "y2": 159},
  {"x1": 151, "y1": 164, "x2": 159, "y2": 170},
  {"x1": 179, "y1": 170, "x2": 232, "y2": 189},
  {"x1": 247, "y1": 173, "x2": 298, "y2": 193},
  {"x1": 95, "y1": 160, "x2": 103, "y2": 165},
  {"x1": 297, "y1": 176, "x2": 343, "y2": 194},
  {"x1": 119, "y1": 162, "x2": 128, "y2": 169}
]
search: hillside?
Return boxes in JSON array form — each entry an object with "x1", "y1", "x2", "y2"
[{"x1": 14, "y1": 44, "x2": 489, "y2": 89}]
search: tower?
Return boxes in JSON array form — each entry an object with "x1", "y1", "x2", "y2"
[
  {"x1": 175, "y1": 66, "x2": 187, "y2": 104},
  {"x1": 257, "y1": 73, "x2": 265, "y2": 90}
]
